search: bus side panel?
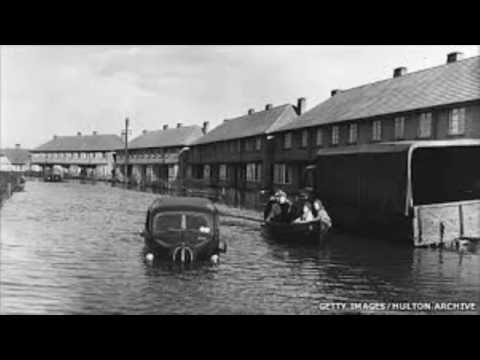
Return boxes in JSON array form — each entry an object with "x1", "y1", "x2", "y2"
[{"x1": 315, "y1": 152, "x2": 411, "y2": 242}]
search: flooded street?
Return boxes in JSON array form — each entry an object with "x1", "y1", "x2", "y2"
[{"x1": 1, "y1": 180, "x2": 479, "y2": 314}]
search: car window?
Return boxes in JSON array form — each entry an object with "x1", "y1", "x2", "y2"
[
  {"x1": 186, "y1": 214, "x2": 211, "y2": 232},
  {"x1": 153, "y1": 213, "x2": 182, "y2": 232},
  {"x1": 152, "y1": 212, "x2": 213, "y2": 234}
]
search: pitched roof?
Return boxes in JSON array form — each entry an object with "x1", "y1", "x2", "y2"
[
  {"x1": 32, "y1": 134, "x2": 124, "y2": 152},
  {"x1": 192, "y1": 104, "x2": 298, "y2": 145},
  {"x1": 316, "y1": 139, "x2": 480, "y2": 156},
  {"x1": 276, "y1": 55, "x2": 480, "y2": 132},
  {"x1": 0, "y1": 148, "x2": 31, "y2": 164},
  {"x1": 127, "y1": 125, "x2": 203, "y2": 150}
]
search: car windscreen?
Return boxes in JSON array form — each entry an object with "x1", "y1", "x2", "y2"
[{"x1": 152, "y1": 211, "x2": 213, "y2": 234}]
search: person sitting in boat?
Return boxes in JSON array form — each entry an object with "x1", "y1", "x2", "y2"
[
  {"x1": 263, "y1": 191, "x2": 278, "y2": 221},
  {"x1": 266, "y1": 190, "x2": 292, "y2": 223},
  {"x1": 312, "y1": 199, "x2": 332, "y2": 228},
  {"x1": 289, "y1": 191, "x2": 308, "y2": 221},
  {"x1": 293, "y1": 201, "x2": 315, "y2": 223}
]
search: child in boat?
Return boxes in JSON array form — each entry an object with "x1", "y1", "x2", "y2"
[
  {"x1": 293, "y1": 202, "x2": 314, "y2": 223},
  {"x1": 312, "y1": 199, "x2": 332, "y2": 228}
]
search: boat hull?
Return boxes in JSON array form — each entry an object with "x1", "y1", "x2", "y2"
[{"x1": 265, "y1": 219, "x2": 329, "y2": 242}]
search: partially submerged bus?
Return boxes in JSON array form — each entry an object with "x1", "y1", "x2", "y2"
[{"x1": 309, "y1": 139, "x2": 480, "y2": 247}]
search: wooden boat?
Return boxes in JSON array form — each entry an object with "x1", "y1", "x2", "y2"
[
  {"x1": 264, "y1": 218, "x2": 329, "y2": 242},
  {"x1": 141, "y1": 196, "x2": 227, "y2": 263}
]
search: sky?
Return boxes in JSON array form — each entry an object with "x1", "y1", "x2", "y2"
[{"x1": 1, "y1": 45, "x2": 479, "y2": 149}]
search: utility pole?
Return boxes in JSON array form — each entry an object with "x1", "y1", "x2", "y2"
[{"x1": 122, "y1": 117, "x2": 131, "y2": 187}]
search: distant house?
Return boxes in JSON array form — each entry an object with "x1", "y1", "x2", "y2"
[
  {"x1": 30, "y1": 131, "x2": 124, "y2": 179},
  {"x1": 115, "y1": 124, "x2": 206, "y2": 187},
  {"x1": 0, "y1": 153, "x2": 14, "y2": 171},
  {"x1": 184, "y1": 99, "x2": 305, "y2": 206},
  {"x1": 0, "y1": 144, "x2": 31, "y2": 172},
  {"x1": 269, "y1": 52, "x2": 480, "y2": 192}
]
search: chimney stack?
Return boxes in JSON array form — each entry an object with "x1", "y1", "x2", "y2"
[
  {"x1": 202, "y1": 121, "x2": 209, "y2": 134},
  {"x1": 92, "y1": 130, "x2": 98, "y2": 135},
  {"x1": 53, "y1": 135, "x2": 58, "y2": 139},
  {"x1": 447, "y1": 52, "x2": 464, "y2": 64},
  {"x1": 248, "y1": 108, "x2": 255, "y2": 115},
  {"x1": 177, "y1": 123, "x2": 182, "y2": 128},
  {"x1": 265, "y1": 104, "x2": 273, "y2": 111},
  {"x1": 296, "y1": 97, "x2": 306, "y2": 115},
  {"x1": 142, "y1": 129, "x2": 148, "y2": 135},
  {"x1": 331, "y1": 89, "x2": 341, "y2": 97},
  {"x1": 393, "y1": 67, "x2": 407, "y2": 78},
  {"x1": 163, "y1": 125, "x2": 168, "y2": 130},
  {"x1": 77, "y1": 132, "x2": 82, "y2": 136},
  {"x1": 15, "y1": 143, "x2": 20, "y2": 149}
]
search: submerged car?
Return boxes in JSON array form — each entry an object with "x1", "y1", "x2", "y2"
[
  {"x1": 141, "y1": 196, "x2": 226, "y2": 263},
  {"x1": 43, "y1": 168, "x2": 62, "y2": 182}
]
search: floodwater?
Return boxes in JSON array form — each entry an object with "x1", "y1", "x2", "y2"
[{"x1": 1, "y1": 180, "x2": 479, "y2": 314}]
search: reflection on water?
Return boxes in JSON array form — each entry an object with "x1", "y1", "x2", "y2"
[{"x1": 1, "y1": 180, "x2": 479, "y2": 314}]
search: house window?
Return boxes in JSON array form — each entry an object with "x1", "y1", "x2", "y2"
[
  {"x1": 273, "y1": 164, "x2": 292, "y2": 185},
  {"x1": 186, "y1": 165, "x2": 192, "y2": 179},
  {"x1": 348, "y1": 123, "x2": 358, "y2": 144},
  {"x1": 394, "y1": 117, "x2": 405, "y2": 139},
  {"x1": 246, "y1": 163, "x2": 262, "y2": 183},
  {"x1": 168, "y1": 165, "x2": 178, "y2": 181},
  {"x1": 418, "y1": 112, "x2": 432, "y2": 138},
  {"x1": 372, "y1": 120, "x2": 382, "y2": 141},
  {"x1": 219, "y1": 164, "x2": 227, "y2": 181},
  {"x1": 284, "y1": 132, "x2": 292, "y2": 149},
  {"x1": 244, "y1": 139, "x2": 251, "y2": 152},
  {"x1": 192, "y1": 165, "x2": 204, "y2": 179},
  {"x1": 255, "y1": 137, "x2": 262, "y2": 151},
  {"x1": 203, "y1": 164, "x2": 210, "y2": 180},
  {"x1": 331, "y1": 126, "x2": 340, "y2": 145},
  {"x1": 448, "y1": 108, "x2": 466, "y2": 135},
  {"x1": 301, "y1": 130, "x2": 308, "y2": 148},
  {"x1": 316, "y1": 128, "x2": 323, "y2": 146}
]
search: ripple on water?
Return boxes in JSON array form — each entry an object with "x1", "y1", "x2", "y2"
[{"x1": 1, "y1": 180, "x2": 479, "y2": 314}]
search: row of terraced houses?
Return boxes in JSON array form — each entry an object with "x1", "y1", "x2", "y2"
[{"x1": 30, "y1": 52, "x2": 480, "y2": 208}]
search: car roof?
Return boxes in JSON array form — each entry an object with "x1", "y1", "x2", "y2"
[{"x1": 148, "y1": 196, "x2": 217, "y2": 214}]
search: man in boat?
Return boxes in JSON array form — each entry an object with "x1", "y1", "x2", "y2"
[
  {"x1": 312, "y1": 199, "x2": 332, "y2": 229},
  {"x1": 265, "y1": 190, "x2": 292, "y2": 223},
  {"x1": 290, "y1": 191, "x2": 310, "y2": 222},
  {"x1": 263, "y1": 190, "x2": 278, "y2": 221}
]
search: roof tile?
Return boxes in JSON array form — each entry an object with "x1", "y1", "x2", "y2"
[
  {"x1": 0, "y1": 148, "x2": 31, "y2": 164},
  {"x1": 33, "y1": 134, "x2": 124, "y2": 152},
  {"x1": 127, "y1": 126, "x2": 203, "y2": 150},
  {"x1": 193, "y1": 104, "x2": 298, "y2": 145},
  {"x1": 276, "y1": 55, "x2": 480, "y2": 132}
]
